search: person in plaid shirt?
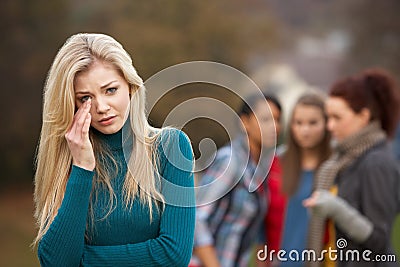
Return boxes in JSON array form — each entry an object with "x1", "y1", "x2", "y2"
[{"x1": 191, "y1": 93, "x2": 282, "y2": 267}]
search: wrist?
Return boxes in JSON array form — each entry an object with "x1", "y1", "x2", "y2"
[
  {"x1": 312, "y1": 190, "x2": 339, "y2": 217},
  {"x1": 72, "y1": 161, "x2": 95, "y2": 171}
]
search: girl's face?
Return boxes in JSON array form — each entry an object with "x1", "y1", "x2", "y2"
[
  {"x1": 242, "y1": 100, "x2": 281, "y2": 148},
  {"x1": 325, "y1": 97, "x2": 369, "y2": 142},
  {"x1": 291, "y1": 104, "x2": 326, "y2": 150},
  {"x1": 74, "y1": 60, "x2": 131, "y2": 134}
]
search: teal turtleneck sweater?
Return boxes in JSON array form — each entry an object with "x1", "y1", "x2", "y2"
[{"x1": 37, "y1": 128, "x2": 195, "y2": 267}]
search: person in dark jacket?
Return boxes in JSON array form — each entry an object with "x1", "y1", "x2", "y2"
[{"x1": 304, "y1": 68, "x2": 400, "y2": 267}]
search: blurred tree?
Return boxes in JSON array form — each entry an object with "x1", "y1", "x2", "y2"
[
  {"x1": 343, "y1": 0, "x2": 400, "y2": 76},
  {"x1": 66, "y1": 0, "x2": 281, "y2": 78},
  {"x1": 0, "y1": 0, "x2": 70, "y2": 187},
  {"x1": 266, "y1": 0, "x2": 400, "y2": 77}
]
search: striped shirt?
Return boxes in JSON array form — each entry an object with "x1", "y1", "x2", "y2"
[{"x1": 192, "y1": 136, "x2": 269, "y2": 267}]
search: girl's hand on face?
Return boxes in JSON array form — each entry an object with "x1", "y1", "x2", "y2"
[{"x1": 65, "y1": 99, "x2": 96, "y2": 171}]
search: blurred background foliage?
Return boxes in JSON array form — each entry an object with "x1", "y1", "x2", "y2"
[{"x1": 0, "y1": 0, "x2": 399, "y2": 266}]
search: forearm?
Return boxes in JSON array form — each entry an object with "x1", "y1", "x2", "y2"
[
  {"x1": 83, "y1": 205, "x2": 195, "y2": 267},
  {"x1": 83, "y1": 238, "x2": 190, "y2": 267},
  {"x1": 308, "y1": 190, "x2": 373, "y2": 243},
  {"x1": 38, "y1": 166, "x2": 94, "y2": 266},
  {"x1": 330, "y1": 198, "x2": 373, "y2": 243},
  {"x1": 193, "y1": 245, "x2": 221, "y2": 267}
]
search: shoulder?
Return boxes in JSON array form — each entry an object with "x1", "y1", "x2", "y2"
[
  {"x1": 359, "y1": 142, "x2": 398, "y2": 171},
  {"x1": 275, "y1": 144, "x2": 287, "y2": 158},
  {"x1": 353, "y1": 142, "x2": 400, "y2": 193},
  {"x1": 356, "y1": 142, "x2": 400, "y2": 216},
  {"x1": 338, "y1": 142, "x2": 399, "y2": 191},
  {"x1": 156, "y1": 127, "x2": 192, "y2": 147},
  {"x1": 200, "y1": 139, "x2": 246, "y2": 182},
  {"x1": 214, "y1": 143, "x2": 233, "y2": 162},
  {"x1": 157, "y1": 127, "x2": 191, "y2": 144},
  {"x1": 156, "y1": 128, "x2": 194, "y2": 164},
  {"x1": 207, "y1": 139, "x2": 241, "y2": 171}
]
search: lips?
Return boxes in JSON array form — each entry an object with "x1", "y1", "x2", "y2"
[{"x1": 99, "y1": 115, "x2": 116, "y2": 125}]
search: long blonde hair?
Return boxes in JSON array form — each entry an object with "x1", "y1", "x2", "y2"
[{"x1": 34, "y1": 33, "x2": 165, "y2": 244}]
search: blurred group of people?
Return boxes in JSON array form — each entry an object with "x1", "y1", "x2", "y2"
[{"x1": 190, "y1": 68, "x2": 400, "y2": 267}]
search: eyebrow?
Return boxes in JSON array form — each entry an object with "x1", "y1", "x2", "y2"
[
  {"x1": 75, "y1": 91, "x2": 90, "y2": 96},
  {"x1": 75, "y1": 80, "x2": 118, "y2": 95},
  {"x1": 100, "y1": 80, "x2": 118, "y2": 89}
]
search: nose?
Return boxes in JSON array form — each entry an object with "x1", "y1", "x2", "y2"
[
  {"x1": 301, "y1": 124, "x2": 313, "y2": 135},
  {"x1": 327, "y1": 118, "x2": 335, "y2": 132},
  {"x1": 95, "y1": 96, "x2": 111, "y2": 114}
]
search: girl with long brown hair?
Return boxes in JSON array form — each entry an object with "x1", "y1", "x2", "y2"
[{"x1": 279, "y1": 93, "x2": 331, "y2": 266}]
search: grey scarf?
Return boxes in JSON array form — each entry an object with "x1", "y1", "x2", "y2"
[{"x1": 306, "y1": 122, "x2": 386, "y2": 267}]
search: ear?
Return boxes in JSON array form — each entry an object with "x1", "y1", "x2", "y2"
[{"x1": 359, "y1": 108, "x2": 371, "y2": 125}]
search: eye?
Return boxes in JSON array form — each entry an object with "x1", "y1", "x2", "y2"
[
  {"x1": 294, "y1": 120, "x2": 302, "y2": 126},
  {"x1": 328, "y1": 114, "x2": 340, "y2": 121},
  {"x1": 80, "y1": 95, "x2": 91, "y2": 103},
  {"x1": 106, "y1": 87, "x2": 117, "y2": 94}
]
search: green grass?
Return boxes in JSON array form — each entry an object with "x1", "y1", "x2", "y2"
[{"x1": 0, "y1": 188, "x2": 40, "y2": 267}]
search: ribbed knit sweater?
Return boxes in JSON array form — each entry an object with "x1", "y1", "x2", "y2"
[{"x1": 37, "y1": 128, "x2": 195, "y2": 267}]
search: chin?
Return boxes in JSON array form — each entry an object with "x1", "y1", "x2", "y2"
[{"x1": 94, "y1": 124, "x2": 123, "y2": 135}]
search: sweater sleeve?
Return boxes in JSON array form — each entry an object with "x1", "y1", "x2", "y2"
[
  {"x1": 359, "y1": 151, "x2": 399, "y2": 253},
  {"x1": 82, "y1": 129, "x2": 195, "y2": 267},
  {"x1": 37, "y1": 165, "x2": 94, "y2": 267}
]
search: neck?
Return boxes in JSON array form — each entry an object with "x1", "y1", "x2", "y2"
[{"x1": 301, "y1": 147, "x2": 320, "y2": 170}]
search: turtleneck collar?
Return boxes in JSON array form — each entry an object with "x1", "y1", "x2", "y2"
[
  {"x1": 91, "y1": 117, "x2": 134, "y2": 151},
  {"x1": 92, "y1": 127, "x2": 123, "y2": 150}
]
